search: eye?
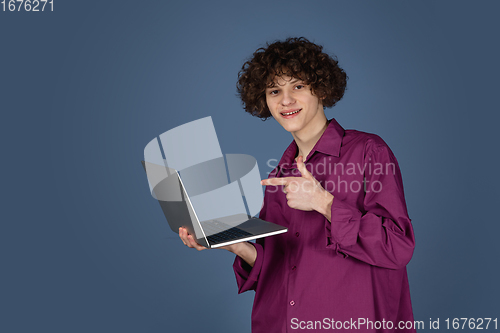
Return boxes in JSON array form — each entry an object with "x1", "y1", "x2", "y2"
[
  {"x1": 269, "y1": 89, "x2": 279, "y2": 95},
  {"x1": 295, "y1": 84, "x2": 305, "y2": 90}
]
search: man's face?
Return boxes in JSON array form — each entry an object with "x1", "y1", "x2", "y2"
[{"x1": 265, "y1": 76, "x2": 325, "y2": 137}]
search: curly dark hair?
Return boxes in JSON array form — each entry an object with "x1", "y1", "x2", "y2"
[{"x1": 237, "y1": 37, "x2": 348, "y2": 119}]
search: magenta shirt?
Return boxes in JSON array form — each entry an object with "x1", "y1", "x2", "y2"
[{"x1": 233, "y1": 118, "x2": 416, "y2": 333}]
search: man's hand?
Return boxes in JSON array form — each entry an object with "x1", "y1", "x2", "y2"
[
  {"x1": 261, "y1": 156, "x2": 334, "y2": 218},
  {"x1": 179, "y1": 227, "x2": 208, "y2": 251},
  {"x1": 178, "y1": 227, "x2": 258, "y2": 266}
]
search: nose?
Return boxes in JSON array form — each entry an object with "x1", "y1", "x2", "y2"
[{"x1": 280, "y1": 91, "x2": 295, "y2": 106}]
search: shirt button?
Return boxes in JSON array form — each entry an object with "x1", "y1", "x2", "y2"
[
  {"x1": 292, "y1": 266, "x2": 296, "y2": 271},
  {"x1": 295, "y1": 232, "x2": 300, "y2": 237},
  {"x1": 290, "y1": 300, "x2": 295, "y2": 306}
]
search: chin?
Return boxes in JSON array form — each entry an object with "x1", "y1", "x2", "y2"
[{"x1": 281, "y1": 123, "x2": 303, "y2": 133}]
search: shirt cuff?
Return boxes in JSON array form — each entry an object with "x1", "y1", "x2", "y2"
[
  {"x1": 232, "y1": 241, "x2": 264, "y2": 294},
  {"x1": 325, "y1": 198, "x2": 362, "y2": 249}
]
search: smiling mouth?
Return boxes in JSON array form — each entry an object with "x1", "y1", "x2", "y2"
[{"x1": 281, "y1": 109, "x2": 302, "y2": 116}]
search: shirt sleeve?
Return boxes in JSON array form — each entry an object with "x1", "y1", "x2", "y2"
[
  {"x1": 232, "y1": 239, "x2": 264, "y2": 293},
  {"x1": 325, "y1": 140, "x2": 415, "y2": 269},
  {"x1": 232, "y1": 184, "x2": 269, "y2": 293}
]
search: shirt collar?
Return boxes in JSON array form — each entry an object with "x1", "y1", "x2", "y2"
[{"x1": 276, "y1": 118, "x2": 345, "y2": 171}]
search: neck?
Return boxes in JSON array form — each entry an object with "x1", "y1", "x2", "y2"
[{"x1": 292, "y1": 115, "x2": 329, "y2": 161}]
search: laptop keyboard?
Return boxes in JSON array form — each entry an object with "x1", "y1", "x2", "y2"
[{"x1": 201, "y1": 220, "x2": 252, "y2": 245}]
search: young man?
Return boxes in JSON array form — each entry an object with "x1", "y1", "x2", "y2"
[{"x1": 180, "y1": 37, "x2": 416, "y2": 332}]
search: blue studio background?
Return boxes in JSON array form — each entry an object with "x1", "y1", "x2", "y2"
[{"x1": 2, "y1": 1, "x2": 499, "y2": 332}]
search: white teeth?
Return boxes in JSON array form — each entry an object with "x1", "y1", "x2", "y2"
[{"x1": 282, "y1": 109, "x2": 300, "y2": 116}]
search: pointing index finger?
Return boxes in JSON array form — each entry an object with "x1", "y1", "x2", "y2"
[{"x1": 261, "y1": 177, "x2": 294, "y2": 186}]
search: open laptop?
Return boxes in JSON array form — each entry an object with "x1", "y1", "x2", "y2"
[{"x1": 142, "y1": 160, "x2": 287, "y2": 248}]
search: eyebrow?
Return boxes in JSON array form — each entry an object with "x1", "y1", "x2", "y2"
[{"x1": 266, "y1": 77, "x2": 303, "y2": 89}]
